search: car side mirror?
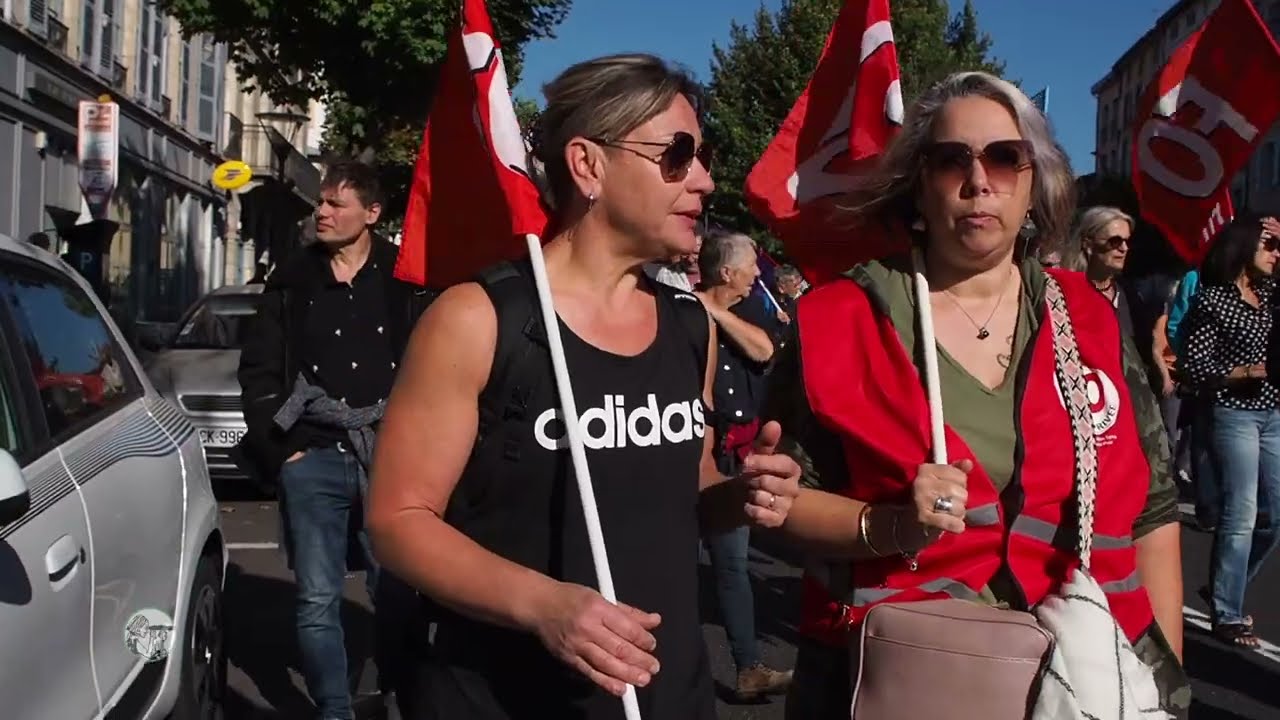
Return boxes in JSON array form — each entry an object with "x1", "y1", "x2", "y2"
[{"x1": 0, "y1": 449, "x2": 29, "y2": 526}]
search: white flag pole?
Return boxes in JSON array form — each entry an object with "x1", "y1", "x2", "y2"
[
  {"x1": 755, "y1": 277, "x2": 782, "y2": 314},
  {"x1": 911, "y1": 255, "x2": 948, "y2": 465},
  {"x1": 524, "y1": 233, "x2": 643, "y2": 720}
]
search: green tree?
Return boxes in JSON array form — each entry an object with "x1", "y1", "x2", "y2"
[
  {"x1": 704, "y1": 0, "x2": 1004, "y2": 248},
  {"x1": 157, "y1": 0, "x2": 571, "y2": 221}
]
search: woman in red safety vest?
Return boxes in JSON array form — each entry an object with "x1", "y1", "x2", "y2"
[{"x1": 764, "y1": 72, "x2": 1189, "y2": 719}]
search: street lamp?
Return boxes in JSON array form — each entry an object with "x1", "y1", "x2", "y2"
[{"x1": 255, "y1": 109, "x2": 311, "y2": 182}]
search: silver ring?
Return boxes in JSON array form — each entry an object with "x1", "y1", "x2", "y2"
[
  {"x1": 768, "y1": 493, "x2": 777, "y2": 510},
  {"x1": 932, "y1": 496, "x2": 954, "y2": 514}
]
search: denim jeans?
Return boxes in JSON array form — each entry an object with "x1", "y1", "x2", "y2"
[
  {"x1": 280, "y1": 446, "x2": 377, "y2": 720},
  {"x1": 706, "y1": 525, "x2": 759, "y2": 671},
  {"x1": 1209, "y1": 406, "x2": 1280, "y2": 626}
]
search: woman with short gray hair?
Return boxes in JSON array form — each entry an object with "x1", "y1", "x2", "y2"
[{"x1": 765, "y1": 71, "x2": 1188, "y2": 718}]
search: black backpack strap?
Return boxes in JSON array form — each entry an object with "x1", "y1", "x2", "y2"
[
  {"x1": 654, "y1": 283, "x2": 711, "y2": 388},
  {"x1": 474, "y1": 259, "x2": 547, "y2": 463}
]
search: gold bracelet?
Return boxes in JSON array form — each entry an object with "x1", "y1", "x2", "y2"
[{"x1": 860, "y1": 505, "x2": 886, "y2": 557}]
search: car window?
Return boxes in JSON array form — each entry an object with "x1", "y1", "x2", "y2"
[
  {"x1": 0, "y1": 370, "x2": 20, "y2": 458},
  {"x1": 171, "y1": 294, "x2": 259, "y2": 350},
  {"x1": 0, "y1": 261, "x2": 140, "y2": 441}
]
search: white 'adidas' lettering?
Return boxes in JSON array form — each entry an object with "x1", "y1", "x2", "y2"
[{"x1": 533, "y1": 393, "x2": 706, "y2": 451}]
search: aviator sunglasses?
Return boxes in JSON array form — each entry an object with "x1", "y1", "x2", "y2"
[
  {"x1": 922, "y1": 139, "x2": 1035, "y2": 191},
  {"x1": 588, "y1": 131, "x2": 713, "y2": 182}
]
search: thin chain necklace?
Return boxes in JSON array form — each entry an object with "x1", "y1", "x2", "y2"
[{"x1": 939, "y1": 266, "x2": 1015, "y2": 340}]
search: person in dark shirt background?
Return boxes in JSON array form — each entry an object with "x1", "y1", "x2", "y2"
[
  {"x1": 694, "y1": 229, "x2": 793, "y2": 699},
  {"x1": 238, "y1": 161, "x2": 431, "y2": 719}
]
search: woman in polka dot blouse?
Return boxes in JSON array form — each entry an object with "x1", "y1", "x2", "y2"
[{"x1": 1181, "y1": 213, "x2": 1280, "y2": 649}]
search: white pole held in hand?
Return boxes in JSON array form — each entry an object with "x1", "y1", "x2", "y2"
[
  {"x1": 524, "y1": 234, "x2": 643, "y2": 720},
  {"x1": 912, "y1": 255, "x2": 948, "y2": 465}
]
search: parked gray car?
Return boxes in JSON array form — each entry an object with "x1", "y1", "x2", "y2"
[
  {"x1": 0, "y1": 234, "x2": 227, "y2": 719},
  {"x1": 144, "y1": 285, "x2": 266, "y2": 493}
]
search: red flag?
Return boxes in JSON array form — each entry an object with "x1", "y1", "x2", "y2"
[
  {"x1": 1132, "y1": 0, "x2": 1280, "y2": 264},
  {"x1": 744, "y1": 0, "x2": 904, "y2": 284},
  {"x1": 394, "y1": 0, "x2": 549, "y2": 288}
]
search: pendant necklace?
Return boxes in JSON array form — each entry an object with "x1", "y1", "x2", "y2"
[{"x1": 941, "y1": 268, "x2": 1014, "y2": 340}]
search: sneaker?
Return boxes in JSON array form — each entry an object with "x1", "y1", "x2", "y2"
[{"x1": 735, "y1": 663, "x2": 793, "y2": 701}]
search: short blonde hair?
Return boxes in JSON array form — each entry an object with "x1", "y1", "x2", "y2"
[
  {"x1": 839, "y1": 71, "x2": 1076, "y2": 254},
  {"x1": 1062, "y1": 205, "x2": 1135, "y2": 271}
]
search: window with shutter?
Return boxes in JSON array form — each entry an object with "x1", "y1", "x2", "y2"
[
  {"x1": 196, "y1": 37, "x2": 220, "y2": 141},
  {"x1": 28, "y1": 0, "x2": 48, "y2": 36},
  {"x1": 98, "y1": 0, "x2": 117, "y2": 78},
  {"x1": 137, "y1": 4, "x2": 151, "y2": 99},
  {"x1": 136, "y1": 3, "x2": 166, "y2": 108},
  {"x1": 80, "y1": 0, "x2": 96, "y2": 69},
  {"x1": 179, "y1": 39, "x2": 191, "y2": 127},
  {"x1": 149, "y1": 11, "x2": 165, "y2": 105}
]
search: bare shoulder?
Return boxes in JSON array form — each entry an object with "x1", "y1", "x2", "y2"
[{"x1": 402, "y1": 281, "x2": 498, "y2": 393}]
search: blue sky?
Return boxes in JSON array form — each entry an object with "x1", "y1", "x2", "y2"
[{"x1": 513, "y1": 0, "x2": 1180, "y2": 177}]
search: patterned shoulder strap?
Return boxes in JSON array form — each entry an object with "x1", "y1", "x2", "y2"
[{"x1": 1042, "y1": 274, "x2": 1099, "y2": 568}]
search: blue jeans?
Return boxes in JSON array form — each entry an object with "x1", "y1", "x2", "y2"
[
  {"x1": 706, "y1": 525, "x2": 759, "y2": 671},
  {"x1": 280, "y1": 446, "x2": 377, "y2": 720},
  {"x1": 1209, "y1": 406, "x2": 1280, "y2": 626}
]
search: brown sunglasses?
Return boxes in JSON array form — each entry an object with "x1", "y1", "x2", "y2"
[
  {"x1": 922, "y1": 139, "x2": 1034, "y2": 190},
  {"x1": 589, "y1": 131, "x2": 713, "y2": 182},
  {"x1": 1096, "y1": 235, "x2": 1130, "y2": 250}
]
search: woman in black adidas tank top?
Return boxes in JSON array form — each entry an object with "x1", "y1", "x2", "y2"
[{"x1": 366, "y1": 53, "x2": 802, "y2": 720}]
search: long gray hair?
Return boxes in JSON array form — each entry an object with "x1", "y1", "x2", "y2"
[{"x1": 840, "y1": 72, "x2": 1076, "y2": 255}]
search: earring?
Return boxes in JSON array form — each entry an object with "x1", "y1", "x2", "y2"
[{"x1": 911, "y1": 217, "x2": 926, "y2": 232}]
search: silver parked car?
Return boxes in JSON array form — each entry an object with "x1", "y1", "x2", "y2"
[
  {"x1": 0, "y1": 235, "x2": 226, "y2": 718},
  {"x1": 144, "y1": 285, "x2": 265, "y2": 493}
]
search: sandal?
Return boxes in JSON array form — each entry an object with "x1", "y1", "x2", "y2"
[
  {"x1": 1213, "y1": 623, "x2": 1261, "y2": 649},
  {"x1": 1196, "y1": 587, "x2": 1254, "y2": 627}
]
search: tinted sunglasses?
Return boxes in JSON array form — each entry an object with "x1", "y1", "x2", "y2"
[
  {"x1": 1263, "y1": 236, "x2": 1280, "y2": 252},
  {"x1": 1096, "y1": 235, "x2": 1130, "y2": 250},
  {"x1": 922, "y1": 139, "x2": 1034, "y2": 190},
  {"x1": 589, "y1": 131, "x2": 713, "y2": 182}
]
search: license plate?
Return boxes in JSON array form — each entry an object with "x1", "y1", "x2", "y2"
[{"x1": 199, "y1": 428, "x2": 245, "y2": 448}]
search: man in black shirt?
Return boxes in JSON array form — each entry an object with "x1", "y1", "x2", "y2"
[
  {"x1": 694, "y1": 230, "x2": 793, "y2": 700},
  {"x1": 238, "y1": 162, "x2": 432, "y2": 719}
]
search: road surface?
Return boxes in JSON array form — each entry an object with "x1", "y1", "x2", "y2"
[{"x1": 216, "y1": 490, "x2": 1278, "y2": 719}]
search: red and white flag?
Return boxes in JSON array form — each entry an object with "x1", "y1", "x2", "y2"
[
  {"x1": 744, "y1": 0, "x2": 904, "y2": 284},
  {"x1": 394, "y1": 0, "x2": 549, "y2": 288},
  {"x1": 1132, "y1": 0, "x2": 1280, "y2": 264}
]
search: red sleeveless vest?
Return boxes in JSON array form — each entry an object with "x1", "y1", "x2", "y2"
[{"x1": 794, "y1": 268, "x2": 1156, "y2": 646}]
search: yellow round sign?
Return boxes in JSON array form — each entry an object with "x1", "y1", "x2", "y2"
[{"x1": 211, "y1": 160, "x2": 253, "y2": 190}]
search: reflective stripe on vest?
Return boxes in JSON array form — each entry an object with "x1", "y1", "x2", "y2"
[
  {"x1": 1010, "y1": 515, "x2": 1133, "y2": 550},
  {"x1": 1098, "y1": 570, "x2": 1142, "y2": 594},
  {"x1": 852, "y1": 577, "x2": 981, "y2": 607},
  {"x1": 966, "y1": 503, "x2": 1000, "y2": 527}
]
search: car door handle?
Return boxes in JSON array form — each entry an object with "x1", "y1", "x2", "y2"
[{"x1": 46, "y1": 534, "x2": 83, "y2": 589}]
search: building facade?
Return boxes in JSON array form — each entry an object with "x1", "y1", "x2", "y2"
[
  {"x1": 0, "y1": 0, "x2": 323, "y2": 330},
  {"x1": 1093, "y1": 0, "x2": 1280, "y2": 213}
]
